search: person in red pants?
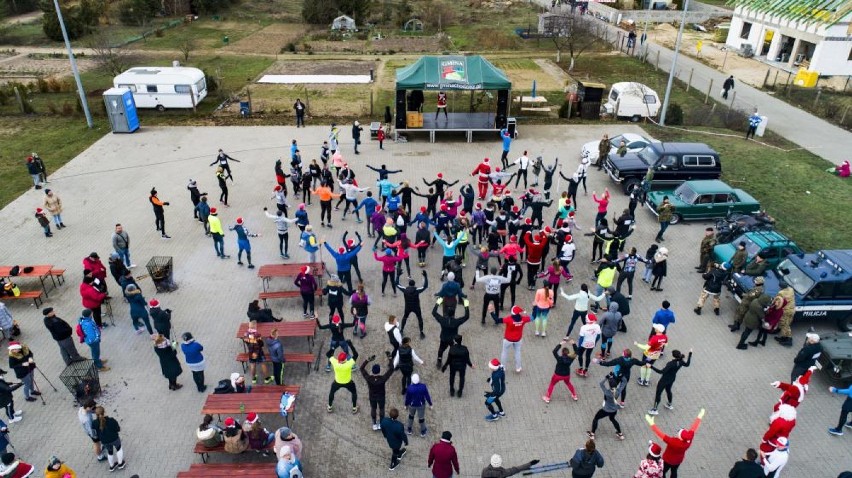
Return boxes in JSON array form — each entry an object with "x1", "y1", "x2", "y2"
[
  {"x1": 542, "y1": 339, "x2": 578, "y2": 403},
  {"x1": 471, "y1": 158, "x2": 492, "y2": 200}
]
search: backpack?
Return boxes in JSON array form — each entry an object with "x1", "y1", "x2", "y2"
[
  {"x1": 75, "y1": 324, "x2": 85, "y2": 344},
  {"x1": 280, "y1": 392, "x2": 295, "y2": 417},
  {"x1": 213, "y1": 379, "x2": 233, "y2": 394}
]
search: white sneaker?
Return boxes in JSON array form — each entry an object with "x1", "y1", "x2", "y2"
[
  {"x1": 534, "y1": 331, "x2": 540, "y2": 336},
  {"x1": 516, "y1": 368, "x2": 522, "y2": 373},
  {"x1": 372, "y1": 423, "x2": 380, "y2": 431},
  {"x1": 8, "y1": 416, "x2": 21, "y2": 423},
  {"x1": 129, "y1": 264, "x2": 137, "y2": 268},
  {"x1": 541, "y1": 332, "x2": 547, "y2": 337},
  {"x1": 14, "y1": 410, "x2": 22, "y2": 416}
]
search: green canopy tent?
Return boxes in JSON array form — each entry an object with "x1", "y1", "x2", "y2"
[{"x1": 394, "y1": 55, "x2": 512, "y2": 135}]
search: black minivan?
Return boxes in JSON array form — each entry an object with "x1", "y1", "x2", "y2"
[{"x1": 603, "y1": 142, "x2": 721, "y2": 194}]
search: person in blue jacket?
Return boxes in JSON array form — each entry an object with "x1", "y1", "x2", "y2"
[
  {"x1": 650, "y1": 301, "x2": 675, "y2": 338},
  {"x1": 354, "y1": 192, "x2": 379, "y2": 235},
  {"x1": 294, "y1": 203, "x2": 309, "y2": 232},
  {"x1": 377, "y1": 179, "x2": 401, "y2": 208},
  {"x1": 380, "y1": 408, "x2": 408, "y2": 471},
  {"x1": 180, "y1": 332, "x2": 207, "y2": 392},
  {"x1": 828, "y1": 385, "x2": 852, "y2": 436},
  {"x1": 433, "y1": 229, "x2": 461, "y2": 268},
  {"x1": 79, "y1": 309, "x2": 109, "y2": 372},
  {"x1": 386, "y1": 191, "x2": 402, "y2": 214},
  {"x1": 499, "y1": 128, "x2": 513, "y2": 169},
  {"x1": 299, "y1": 225, "x2": 319, "y2": 263},
  {"x1": 324, "y1": 237, "x2": 362, "y2": 291}
]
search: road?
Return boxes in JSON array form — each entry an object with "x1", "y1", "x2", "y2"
[{"x1": 541, "y1": 1, "x2": 851, "y2": 165}]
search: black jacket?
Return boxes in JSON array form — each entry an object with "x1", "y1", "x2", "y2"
[
  {"x1": 380, "y1": 417, "x2": 407, "y2": 449},
  {"x1": 432, "y1": 304, "x2": 470, "y2": 342},
  {"x1": 8, "y1": 350, "x2": 34, "y2": 379},
  {"x1": 150, "y1": 308, "x2": 172, "y2": 333},
  {"x1": 599, "y1": 355, "x2": 644, "y2": 380},
  {"x1": 318, "y1": 319, "x2": 355, "y2": 342},
  {"x1": 360, "y1": 359, "x2": 395, "y2": 400},
  {"x1": 154, "y1": 344, "x2": 182, "y2": 379},
  {"x1": 44, "y1": 316, "x2": 73, "y2": 341},
  {"x1": 443, "y1": 343, "x2": 473, "y2": 371},
  {"x1": 397, "y1": 274, "x2": 428, "y2": 310},
  {"x1": 702, "y1": 268, "x2": 727, "y2": 294},
  {"x1": 552, "y1": 343, "x2": 578, "y2": 376},
  {"x1": 609, "y1": 290, "x2": 630, "y2": 316},
  {"x1": 728, "y1": 459, "x2": 764, "y2": 478},
  {"x1": 793, "y1": 343, "x2": 822, "y2": 368},
  {"x1": 109, "y1": 260, "x2": 129, "y2": 286},
  {"x1": 651, "y1": 352, "x2": 692, "y2": 385},
  {"x1": 247, "y1": 307, "x2": 277, "y2": 323},
  {"x1": 0, "y1": 380, "x2": 22, "y2": 408}
]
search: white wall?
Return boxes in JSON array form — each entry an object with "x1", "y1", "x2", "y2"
[{"x1": 811, "y1": 39, "x2": 852, "y2": 76}]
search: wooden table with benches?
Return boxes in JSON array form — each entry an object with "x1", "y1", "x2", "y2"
[
  {"x1": 257, "y1": 262, "x2": 325, "y2": 292},
  {"x1": 201, "y1": 384, "x2": 301, "y2": 426},
  {"x1": 236, "y1": 320, "x2": 317, "y2": 351},
  {"x1": 0, "y1": 265, "x2": 64, "y2": 306}
]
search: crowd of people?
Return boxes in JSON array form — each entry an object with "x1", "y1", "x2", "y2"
[{"x1": 4, "y1": 123, "x2": 849, "y2": 477}]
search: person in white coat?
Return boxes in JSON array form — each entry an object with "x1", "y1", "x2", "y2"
[{"x1": 762, "y1": 436, "x2": 788, "y2": 478}]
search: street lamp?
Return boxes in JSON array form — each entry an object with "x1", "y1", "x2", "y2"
[
  {"x1": 52, "y1": 0, "x2": 93, "y2": 128},
  {"x1": 659, "y1": 0, "x2": 689, "y2": 126}
]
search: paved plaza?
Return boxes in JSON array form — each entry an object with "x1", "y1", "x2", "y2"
[{"x1": 1, "y1": 124, "x2": 849, "y2": 477}]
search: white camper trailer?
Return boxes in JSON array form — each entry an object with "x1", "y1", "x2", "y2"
[
  {"x1": 602, "y1": 82, "x2": 660, "y2": 121},
  {"x1": 113, "y1": 67, "x2": 207, "y2": 111}
]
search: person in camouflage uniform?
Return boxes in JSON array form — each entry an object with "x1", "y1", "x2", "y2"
[
  {"x1": 695, "y1": 228, "x2": 716, "y2": 273},
  {"x1": 596, "y1": 134, "x2": 610, "y2": 170},
  {"x1": 743, "y1": 254, "x2": 767, "y2": 277},
  {"x1": 730, "y1": 242, "x2": 748, "y2": 274},
  {"x1": 730, "y1": 276, "x2": 765, "y2": 332},
  {"x1": 773, "y1": 283, "x2": 796, "y2": 347}
]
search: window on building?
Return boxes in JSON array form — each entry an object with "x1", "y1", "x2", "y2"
[{"x1": 740, "y1": 22, "x2": 752, "y2": 40}]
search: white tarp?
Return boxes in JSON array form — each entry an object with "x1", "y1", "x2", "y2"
[{"x1": 257, "y1": 75, "x2": 371, "y2": 84}]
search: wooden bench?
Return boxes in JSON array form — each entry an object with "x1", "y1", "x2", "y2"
[
  {"x1": 3, "y1": 290, "x2": 43, "y2": 307},
  {"x1": 193, "y1": 440, "x2": 275, "y2": 463},
  {"x1": 178, "y1": 463, "x2": 276, "y2": 477},
  {"x1": 521, "y1": 106, "x2": 552, "y2": 112},
  {"x1": 236, "y1": 320, "x2": 316, "y2": 351},
  {"x1": 201, "y1": 385, "x2": 301, "y2": 427},
  {"x1": 258, "y1": 288, "x2": 322, "y2": 308},
  {"x1": 236, "y1": 352, "x2": 316, "y2": 374},
  {"x1": 48, "y1": 268, "x2": 65, "y2": 286}
]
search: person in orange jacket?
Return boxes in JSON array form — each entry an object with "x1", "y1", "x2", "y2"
[{"x1": 311, "y1": 181, "x2": 341, "y2": 228}]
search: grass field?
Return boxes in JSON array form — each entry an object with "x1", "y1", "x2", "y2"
[
  {"x1": 0, "y1": 116, "x2": 107, "y2": 208},
  {"x1": 646, "y1": 125, "x2": 850, "y2": 252},
  {"x1": 129, "y1": 20, "x2": 267, "y2": 51}
]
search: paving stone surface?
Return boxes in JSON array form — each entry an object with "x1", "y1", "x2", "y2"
[{"x1": 1, "y1": 124, "x2": 849, "y2": 477}]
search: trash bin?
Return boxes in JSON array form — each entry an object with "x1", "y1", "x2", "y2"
[
  {"x1": 239, "y1": 101, "x2": 251, "y2": 118},
  {"x1": 146, "y1": 256, "x2": 178, "y2": 292},
  {"x1": 506, "y1": 117, "x2": 517, "y2": 138},
  {"x1": 370, "y1": 121, "x2": 381, "y2": 139},
  {"x1": 60, "y1": 359, "x2": 100, "y2": 403}
]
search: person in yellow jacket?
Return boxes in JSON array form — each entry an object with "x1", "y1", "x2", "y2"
[
  {"x1": 591, "y1": 258, "x2": 619, "y2": 311},
  {"x1": 207, "y1": 208, "x2": 230, "y2": 259},
  {"x1": 327, "y1": 339, "x2": 359, "y2": 414},
  {"x1": 45, "y1": 456, "x2": 76, "y2": 478}
]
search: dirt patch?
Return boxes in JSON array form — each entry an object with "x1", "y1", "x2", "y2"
[
  {"x1": 305, "y1": 40, "x2": 368, "y2": 53},
  {"x1": 0, "y1": 55, "x2": 97, "y2": 79},
  {"x1": 369, "y1": 36, "x2": 440, "y2": 53},
  {"x1": 262, "y1": 59, "x2": 378, "y2": 76},
  {"x1": 225, "y1": 23, "x2": 308, "y2": 55}
]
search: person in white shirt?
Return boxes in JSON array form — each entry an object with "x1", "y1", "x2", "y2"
[
  {"x1": 476, "y1": 268, "x2": 511, "y2": 325},
  {"x1": 576, "y1": 157, "x2": 590, "y2": 196},
  {"x1": 561, "y1": 284, "x2": 605, "y2": 337},
  {"x1": 513, "y1": 151, "x2": 530, "y2": 188},
  {"x1": 762, "y1": 437, "x2": 788, "y2": 478},
  {"x1": 576, "y1": 313, "x2": 601, "y2": 376}
]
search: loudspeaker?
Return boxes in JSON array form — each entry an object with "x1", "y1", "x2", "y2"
[
  {"x1": 495, "y1": 90, "x2": 509, "y2": 128},
  {"x1": 396, "y1": 90, "x2": 406, "y2": 129}
]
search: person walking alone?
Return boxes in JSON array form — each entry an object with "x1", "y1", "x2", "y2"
[
  {"x1": 294, "y1": 98, "x2": 306, "y2": 127},
  {"x1": 111, "y1": 224, "x2": 134, "y2": 268},
  {"x1": 647, "y1": 349, "x2": 692, "y2": 416},
  {"x1": 722, "y1": 75, "x2": 735, "y2": 100},
  {"x1": 542, "y1": 339, "x2": 578, "y2": 403},
  {"x1": 42, "y1": 308, "x2": 84, "y2": 365},
  {"x1": 180, "y1": 332, "x2": 206, "y2": 392},
  {"x1": 442, "y1": 335, "x2": 474, "y2": 398},
  {"x1": 7, "y1": 342, "x2": 38, "y2": 403},
  {"x1": 149, "y1": 188, "x2": 171, "y2": 239},
  {"x1": 380, "y1": 408, "x2": 408, "y2": 471}
]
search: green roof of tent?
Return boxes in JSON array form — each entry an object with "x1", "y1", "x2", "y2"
[{"x1": 396, "y1": 56, "x2": 511, "y2": 91}]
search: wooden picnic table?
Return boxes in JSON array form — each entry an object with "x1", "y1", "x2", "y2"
[
  {"x1": 236, "y1": 320, "x2": 316, "y2": 350},
  {"x1": 257, "y1": 262, "x2": 325, "y2": 292},
  {"x1": 0, "y1": 265, "x2": 55, "y2": 297},
  {"x1": 201, "y1": 385, "x2": 300, "y2": 426}
]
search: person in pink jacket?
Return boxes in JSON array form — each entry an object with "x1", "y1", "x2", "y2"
[
  {"x1": 592, "y1": 189, "x2": 610, "y2": 227},
  {"x1": 374, "y1": 249, "x2": 403, "y2": 297},
  {"x1": 537, "y1": 259, "x2": 572, "y2": 305}
]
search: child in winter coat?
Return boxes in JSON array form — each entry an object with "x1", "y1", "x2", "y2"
[
  {"x1": 35, "y1": 208, "x2": 52, "y2": 237},
  {"x1": 642, "y1": 244, "x2": 659, "y2": 283}
]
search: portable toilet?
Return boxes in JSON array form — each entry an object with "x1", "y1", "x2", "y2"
[{"x1": 103, "y1": 87, "x2": 140, "y2": 133}]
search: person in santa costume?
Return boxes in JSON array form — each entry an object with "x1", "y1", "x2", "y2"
[
  {"x1": 633, "y1": 441, "x2": 664, "y2": 478},
  {"x1": 761, "y1": 404, "x2": 796, "y2": 453},
  {"x1": 771, "y1": 365, "x2": 816, "y2": 411},
  {"x1": 471, "y1": 158, "x2": 492, "y2": 200},
  {"x1": 645, "y1": 408, "x2": 705, "y2": 478},
  {"x1": 761, "y1": 437, "x2": 789, "y2": 478},
  {"x1": 635, "y1": 324, "x2": 668, "y2": 387}
]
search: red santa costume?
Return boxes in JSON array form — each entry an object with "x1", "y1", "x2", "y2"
[
  {"x1": 471, "y1": 158, "x2": 492, "y2": 200},
  {"x1": 771, "y1": 366, "x2": 814, "y2": 411},
  {"x1": 761, "y1": 404, "x2": 796, "y2": 453}
]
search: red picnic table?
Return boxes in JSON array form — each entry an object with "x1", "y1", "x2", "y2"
[
  {"x1": 257, "y1": 262, "x2": 325, "y2": 292},
  {"x1": 201, "y1": 385, "x2": 301, "y2": 427},
  {"x1": 236, "y1": 320, "x2": 317, "y2": 350},
  {"x1": 0, "y1": 265, "x2": 58, "y2": 297}
]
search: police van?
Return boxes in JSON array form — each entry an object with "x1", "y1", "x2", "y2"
[{"x1": 732, "y1": 250, "x2": 852, "y2": 331}]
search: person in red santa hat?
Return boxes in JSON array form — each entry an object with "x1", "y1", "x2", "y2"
[
  {"x1": 633, "y1": 441, "x2": 664, "y2": 478},
  {"x1": 471, "y1": 158, "x2": 492, "y2": 200},
  {"x1": 500, "y1": 306, "x2": 531, "y2": 373},
  {"x1": 771, "y1": 365, "x2": 816, "y2": 411},
  {"x1": 499, "y1": 234, "x2": 522, "y2": 261},
  {"x1": 523, "y1": 230, "x2": 548, "y2": 290},
  {"x1": 645, "y1": 408, "x2": 705, "y2": 478},
  {"x1": 761, "y1": 437, "x2": 789, "y2": 478},
  {"x1": 761, "y1": 404, "x2": 796, "y2": 454}
]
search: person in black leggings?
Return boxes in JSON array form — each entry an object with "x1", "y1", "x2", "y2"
[
  {"x1": 588, "y1": 376, "x2": 626, "y2": 440},
  {"x1": 647, "y1": 349, "x2": 692, "y2": 416}
]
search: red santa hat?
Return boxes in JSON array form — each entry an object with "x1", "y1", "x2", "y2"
[
  {"x1": 544, "y1": 226, "x2": 553, "y2": 234},
  {"x1": 331, "y1": 314, "x2": 341, "y2": 324},
  {"x1": 476, "y1": 203, "x2": 482, "y2": 209},
  {"x1": 437, "y1": 173, "x2": 443, "y2": 179},
  {"x1": 512, "y1": 206, "x2": 520, "y2": 213},
  {"x1": 556, "y1": 219, "x2": 564, "y2": 228},
  {"x1": 36, "y1": 207, "x2": 43, "y2": 214},
  {"x1": 337, "y1": 352, "x2": 348, "y2": 363},
  {"x1": 586, "y1": 312, "x2": 598, "y2": 323},
  {"x1": 338, "y1": 247, "x2": 345, "y2": 254},
  {"x1": 210, "y1": 208, "x2": 218, "y2": 215},
  {"x1": 149, "y1": 299, "x2": 160, "y2": 308},
  {"x1": 441, "y1": 204, "x2": 449, "y2": 211},
  {"x1": 459, "y1": 211, "x2": 467, "y2": 217},
  {"x1": 245, "y1": 412, "x2": 259, "y2": 424},
  {"x1": 420, "y1": 206, "x2": 427, "y2": 213},
  {"x1": 483, "y1": 157, "x2": 490, "y2": 163},
  {"x1": 7, "y1": 342, "x2": 22, "y2": 351},
  {"x1": 236, "y1": 217, "x2": 243, "y2": 225},
  {"x1": 648, "y1": 441, "x2": 662, "y2": 458},
  {"x1": 565, "y1": 234, "x2": 573, "y2": 243},
  {"x1": 488, "y1": 358, "x2": 501, "y2": 370},
  {"x1": 509, "y1": 235, "x2": 517, "y2": 243},
  {"x1": 375, "y1": 204, "x2": 382, "y2": 212},
  {"x1": 274, "y1": 185, "x2": 282, "y2": 191},
  {"x1": 224, "y1": 417, "x2": 236, "y2": 427},
  {"x1": 346, "y1": 239, "x2": 355, "y2": 247},
  {"x1": 511, "y1": 305, "x2": 524, "y2": 315},
  {"x1": 678, "y1": 429, "x2": 695, "y2": 443},
  {"x1": 299, "y1": 203, "x2": 306, "y2": 210},
  {"x1": 299, "y1": 266, "x2": 307, "y2": 274},
  {"x1": 524, "y1": 218, "x2": 532, "y2": 225},
  {"x1": 568, "y1": 211, "x2": 576, "y2": 217},
  {"x1": 495, "y1": 167, "x2": 501, "y2": 172}
]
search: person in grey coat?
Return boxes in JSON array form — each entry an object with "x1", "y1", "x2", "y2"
[
  {"x1": 264, "y1": 329, "x2": 285, "y2": 385},
  {"x1": 480, "y1": 454, "x2": 539, "y2": 478},
  {"x1": 598, "y1": 302, "x2": 622, "y2": 359},
  {"x1": 111, "y1": 224, "x2": 134, "y2": 268},
  {"x1": 0, "y1": 303, "x2": 12, "y2": 341},
  {"x1": 587, "y1": 376, "x2": 626, "y2": 440},
  {"x1": 42, "y1": 308, "x2": 85, "y2": 365}
]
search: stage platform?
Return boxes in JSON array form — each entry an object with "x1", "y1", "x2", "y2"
[{"x1": 396, "y1": 112, "x2": 498, "y2": 143}]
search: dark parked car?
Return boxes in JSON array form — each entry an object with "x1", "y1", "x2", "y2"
[
  {"x1": 603, "y1": 142, "x2": 721, "y2": 194},
  {"x1": 645, "y1": 180, "x2": 760, "y2": 225}
]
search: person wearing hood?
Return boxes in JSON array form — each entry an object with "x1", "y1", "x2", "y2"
[
  {"x1": 223, "y1": 417, "x2": 248, "y2": 454},
  {"x1": 481, "y1": 454, "x2": 538, "y2": 478},
  {"x1": 648, "y1": 349, "x2": 692, "y2": 416},
  {"x1": 196, "y1": 195, "x2": 211, "y2": 235},
  {"x1": 78, "y1": 309, "x2": 109, "y2": 372},
  {"x1": 646, "y1": 408, "x2": 705, "y2": 478},
  {"x1": 735, "y1": 279, "x2": 771, "y2": 350},
  {"x1": 148, "y1": 299, "x2": 172, "y2": 339},
  {"x1": 606, "y1": 287, "x2": 630, "y2": 333},
  {"x1": 597, "y1": 302, "x2": 621, "y2": 359},
  {"x1": 107, "y1": 252, "x2": 129, "y2": 288},
  {"x1": 124, "y1": 284, "x2": 153, "y2": 335},
  {"x1": 274, "y1": 426, "x2": 302, "y2": 460},
  {"x1": 6, "y1": 342, "x2": 36, "y2": 403},
  {"x1": 791, "y1": 332, "x2": 822, "y2": 382},
  {"x1": 588, "y1": 375, "x2": 626, "y2": 440},
  {"x1": 180, "y1": 332, "x2": 206, "y2": 392},
  {"x1": 429, "y1": 430, "x2": 459, "y2": 478},
  {"x1": 264, "y1": 206, "x2": 297, "y2": 259},
  {"x1": 360, "y1": 354, "x2": 396, "y2": 431},
  {"x1": 294, "y1": 266, "x2": 318, "y2": 317},
  {"x1": 327, "y1": 339, "x2": 359, "y2": 414},
  {"x1": 42, "y1": 308, "x2": 84, "y2": 365},
  {"x1": 153, "y1": 334, "x2": 183, "y2": 391},
  {"x1": 44, "y1": 455, "x2": 75, "y2": 478},
  {"x1": 500, "y1": 306, "x2": 531, "y2": 373},
  {"x1": 484, "y1": 358, "x2": 507, "y2": 422},
  {"x1": 276, "y1": 445, "x2": 304, "y2": 477},
  {"x1": 694, "y1": 261, "x2": 729, "y2": 316},
  {"x1": 571, "y1": 439, "x2": 605, "y2": 477},
  {"x1": 404, "y1": 373, "x2": 432, "y2": 437}
]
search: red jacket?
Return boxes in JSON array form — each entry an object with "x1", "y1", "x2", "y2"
[
  {"x1": 761, "y1": 416, "x2": 795, "y2": 453},
  {"x1": 523, "y1": 232, "x2": 548, "y2": 265},
  {"x1": 502, "y1": 314, "x2": 531, "y2": 342},
  {"x1": 80, "y1": 282, "x2": 106, "y2": 309},
  {"x1": 593, "y1": 192, "x2": 610, "y2": 213},
  {"x1": 651, "y1": 417, "x2": 702, "y2": 465},
  {"x1": 428, "y1": 440, "x2": 459, "y2": 478},
  {"x1": 83, "y1": 257, "x2": 107, "y2": 282},
  {"x1": 3, "y1": 459, "x2": 34, "y2": 478},
  {"x1": 472, "y1": 162, "x2": 491, "y2": 183}
]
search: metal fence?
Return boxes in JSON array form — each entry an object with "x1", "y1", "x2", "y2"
[{"x1": 586, "y1": 1, "x2": 729, "y2": 25}]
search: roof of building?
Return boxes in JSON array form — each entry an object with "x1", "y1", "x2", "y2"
[{"x1": 730, "y1": 0, "x2": 852, "y2": 27}]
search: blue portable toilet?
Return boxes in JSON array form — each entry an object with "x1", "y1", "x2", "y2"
[{"x1": 103, "y1": 87, "x2": 140, "y2": 133}]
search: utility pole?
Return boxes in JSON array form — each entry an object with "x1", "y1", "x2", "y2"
[
  {"x1": 659, "y1": 0, "x2": 689, "y2": 126},
  {"x1": 53, "y1": 0, "x2": 93, "y2": 128},
  {"x1": 640, "y1": 0, "x2": 654, "y2": 58}
]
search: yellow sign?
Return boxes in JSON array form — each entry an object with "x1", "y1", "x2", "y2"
[{"x1": 696, "y1": 40, "x2": 703, "y2": 55}]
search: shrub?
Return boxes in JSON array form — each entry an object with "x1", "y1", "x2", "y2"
[
  {"x1": 665, "y1": 103, "x2": 683, "y2": 125},
  {"x1": 46, "y1": 100, "x2": 59, "y2": 115},
  {"x1": 61, "y1": 101, "x2": 74, "y2": 116},
  {"x1": 117, "y1": 0, "x2": 159, "y2": 26},
  {"x1": 36, "y1": 77, "x2": 48, "y2": 93},
  {"x1": 46, "y1": 77, "x2": 62, "y2": 93}
]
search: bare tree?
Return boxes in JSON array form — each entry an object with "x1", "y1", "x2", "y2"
[
  {"x1": 178, "y1": 39, "x2": 196, "y2": 63},
  {"x1": 87, "y1": 31, "x2": 132, "y2": 76},
  {"x1": 542, "y1": 13, "x2": 602, "y2": 71}
]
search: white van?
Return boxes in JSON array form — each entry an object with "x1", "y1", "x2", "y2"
[
  {"x1": 602, "y1": 82, "x2": 660, "y2": 121},
  {"x1": 113, "y1": 67, "x2": 207, "y2": 111}
]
